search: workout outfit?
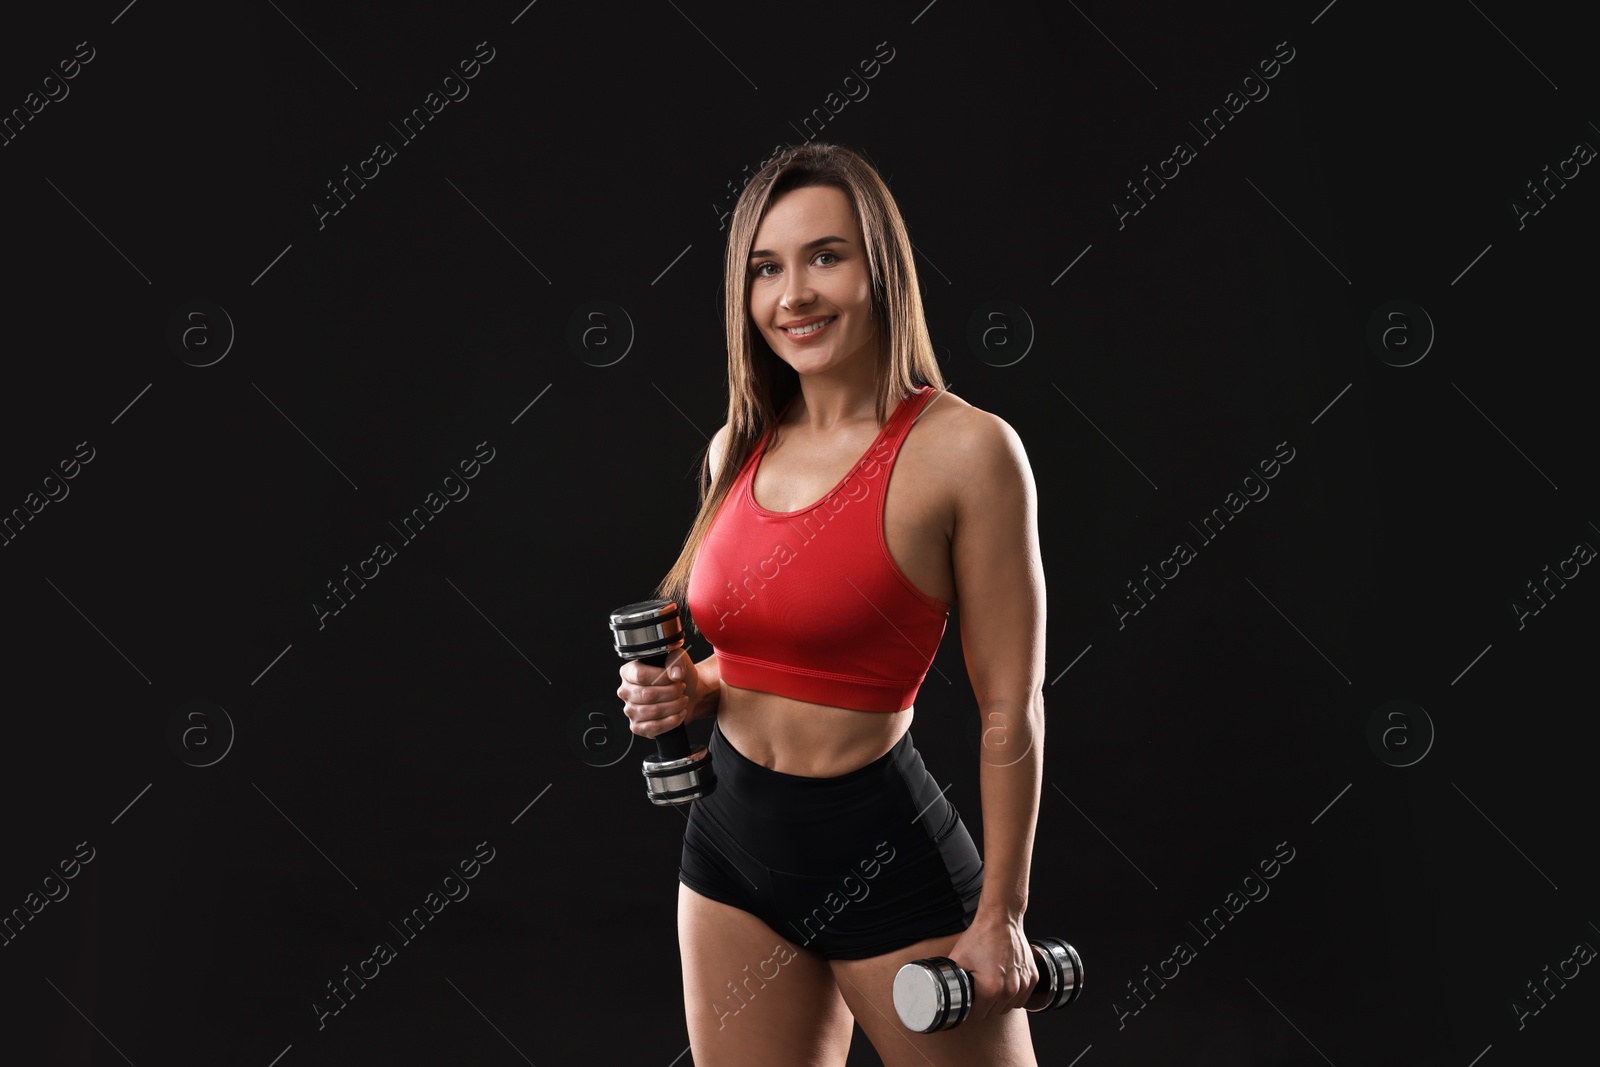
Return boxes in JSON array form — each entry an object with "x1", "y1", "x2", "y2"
[
  {"x1": 687, "y1": 384, "x2": 950, "y2": 711},
  {"x1": 681, "y1": 384, "x2": 985, "y2": 960}
]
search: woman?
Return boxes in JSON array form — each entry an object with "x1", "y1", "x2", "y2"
[{"x1": 617, "y1": 142, "x2": 1047, "y2": 1066}]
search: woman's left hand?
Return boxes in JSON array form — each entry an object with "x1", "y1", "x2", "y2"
[{"x1": 945, "y1": 910, "x2": 1038, "y2": 1022}]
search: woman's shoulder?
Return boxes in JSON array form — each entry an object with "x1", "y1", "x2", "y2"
[
  {"x1": 916, "y1": 389, "x2": 1021, "y2": 460},
  {"x1": 911, "y1": 390, "x2": 1033, "y2": 512},
  {"x1": 708, "y1": 422, "x2": 732, "y2": 483}
]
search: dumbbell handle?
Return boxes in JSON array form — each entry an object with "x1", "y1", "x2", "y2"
[
  {"x1": 628, "y1": 649, "x2": 691, "y2": 763},
  {"x1": 893, "y1": 936, "x2": 1083, "y2": 1033}
]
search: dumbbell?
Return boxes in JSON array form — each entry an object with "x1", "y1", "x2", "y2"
[
  {"x1": 608, "y1": 598, "x2": 715, "y2": 806},
  {"x1": 893, "y1": 935, "x2": 1083, "y2": 1033}
]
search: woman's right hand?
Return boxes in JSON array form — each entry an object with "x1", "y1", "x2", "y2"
[{"x1": 617, "y1": 648, "x2": 702, "y2": 738}]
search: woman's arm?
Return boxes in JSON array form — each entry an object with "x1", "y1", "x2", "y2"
[
  {"x1": 681, "y1": 422, "x2": 730, "y2": 726},
  {"x1": 945, "y1": 408, "x2": 1048, "y2": 1014},
  {"x1": 689, "y1": 651, "x2": 723, "y2": 722},
  {"x1": 974, "y1": 707, "x2": 1044, "y2": 916}
]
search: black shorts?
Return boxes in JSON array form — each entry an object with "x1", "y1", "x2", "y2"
[{"x1": 678, "y1": 717, "x2": 985, "y2": 961}]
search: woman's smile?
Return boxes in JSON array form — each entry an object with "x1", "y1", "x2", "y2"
[{"x1": 779, "y1": 314, "x2": 837, "y2": 342}]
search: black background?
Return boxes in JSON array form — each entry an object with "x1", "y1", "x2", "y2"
[{"x1": 1, "y1": 1, "x2": 1594, "y2": 1064}]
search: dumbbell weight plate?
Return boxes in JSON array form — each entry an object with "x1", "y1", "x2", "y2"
[
  {"x1": 642, "y1": 745, "x2": 714, "y2": 805},
  {"x1": 1024, "y1": 936, "x2": 1084, "y2": 1012},
  {"x1": 892, "y1": 955, "x2": 972, "y2": 1033}
]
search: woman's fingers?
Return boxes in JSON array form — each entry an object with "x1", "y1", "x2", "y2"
[
  {"x1": 615, "y1": 658, "x2": 694, "y2": 736},
  {"x1": 616, "y1": 679, "x2": 688, "y2": 709},
  {"x1": 634, "y1": 706, "x2": 686, "y2": 738},
  {"x1": 617, "y1": 664, "x2": 685, "y2": 702},
  {"x1": 628, "y1": 697, "x2": 689, "y2": 737}
]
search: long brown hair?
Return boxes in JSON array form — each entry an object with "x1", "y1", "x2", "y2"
[{"x1": 655, "y1": 142, "x2": 946, "y2": 635}]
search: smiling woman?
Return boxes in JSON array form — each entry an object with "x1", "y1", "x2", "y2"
[{"x1": 618, "y1": 143, "x2": 1051, "y2": 1067}]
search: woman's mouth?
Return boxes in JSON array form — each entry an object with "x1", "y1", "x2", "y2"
[{"x1": 781, "y1": 315, "x2": 837, "y2": 342}]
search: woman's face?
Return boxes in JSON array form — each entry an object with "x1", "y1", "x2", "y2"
[{"x1": 747, "y1": 184, "x2": 878, "y2": 377}]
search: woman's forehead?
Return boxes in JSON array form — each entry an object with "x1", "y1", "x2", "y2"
[{"x1": 755, "y1": 186, "x2": 858, "y2": 243}]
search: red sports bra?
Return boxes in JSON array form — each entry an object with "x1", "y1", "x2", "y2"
[{"x1": 686, "y1": 385, "x2": 951, "y2": 713}]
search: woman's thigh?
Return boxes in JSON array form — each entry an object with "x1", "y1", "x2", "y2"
[
  {"x1": 678, "y1": 882, "x2": 855, "y2": 1067},
  {"x1": 828, "y1": 930, "x2": 1038, "y2": 1067}
]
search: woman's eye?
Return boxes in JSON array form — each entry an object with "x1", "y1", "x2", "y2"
[{"x1": 752, "y1": 251, "x2": 838, "y2": 278}]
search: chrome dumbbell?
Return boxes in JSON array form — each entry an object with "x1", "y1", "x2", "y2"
[
  {"x1": 608, "y1": 598, "x2": 715, "y2": 806},
  {"x1": 893, "y1": 935, "x2": 1083, "y2": 1032}
]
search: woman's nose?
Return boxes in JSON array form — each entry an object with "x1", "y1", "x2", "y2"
[{"x1": 781, "y1": 280, "x2": 813, "y2": 310}]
